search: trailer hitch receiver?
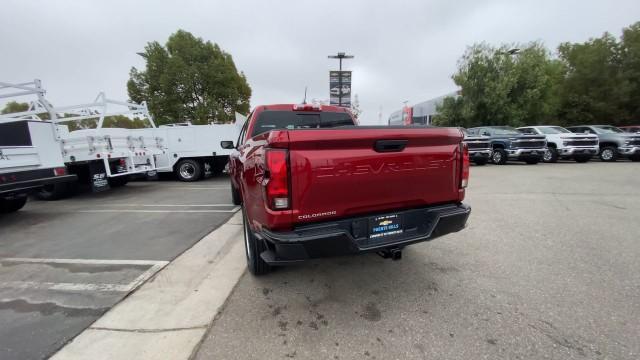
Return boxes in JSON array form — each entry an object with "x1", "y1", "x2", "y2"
[{"x1": 377, "y1": 248, "x2": 402, "y2": 261}]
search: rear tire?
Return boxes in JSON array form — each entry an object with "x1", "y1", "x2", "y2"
[
  {"x1": 543, "y1": 147, "x2": 558, "y2": 163},
  {"x1": 491, "y1": 149, "x2": 508, "y2": 165},
  {"x1": 474, "y1": 158, "x2": 488, "y2": 166},
  {"x1": 175, "y1": 159, "x2": 202, "y2": 182},
  {"x1": 36, "y1": 182, "x2": 76, "y2": 200},
  {"x1": 242, "y1": 207, "x2": 270, "y2": 276},
  {"x1": 599, "y1": 146, "x2": 617, "y2": 162},
  {"x1": 231, "y1": 184, "x2": 242, "y2": 205},
  {"x1": 0, "y1": 196, "x2": 28, "y2": 213},
  {"x1": 630, "y1": 154, "x2": 640, "y2": 162}
]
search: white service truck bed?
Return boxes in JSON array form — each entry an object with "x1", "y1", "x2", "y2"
[{"x1": 141, "y1": 123, "x2": 239, "y2": 181}]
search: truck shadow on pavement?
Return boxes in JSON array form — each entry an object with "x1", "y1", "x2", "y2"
[{"x1": 198, "y1": 245, "x2": 468, "y2": 360}]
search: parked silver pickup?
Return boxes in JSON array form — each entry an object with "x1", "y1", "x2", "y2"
[{"x1": 566, "y1": 125, "x2": 640, "y2": 162}]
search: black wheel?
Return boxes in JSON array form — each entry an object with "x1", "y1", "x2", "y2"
[
  {"x1": 108, "y1": 175, "x2": 129, "y2": 187},
  {"x1": 543, "y1": 147, "x2": 558, "y2": 163},
  {"x1": 491, "y1": 149, "x2": 508, "y2": 165},
  {"x1": 231, "y1": 183, "x2": 242, "y2": 205},
  {"x1": 175, "y1": 159, "x2": 202, "y2": 182},
  {"x1": 474, "y1": 157, "x2": 488, "y2": 166},
  {"x1": 525, "y1": 158, "x2": 540, "y2": 165},
  {"x1": 242, "y1": 207, "x2": 270, "y2": 275},
  {"x1": 0, "y1": 196, "x2": 28, "y2": 213},
  {"x1": 630, "y1": 155, "x2": 640, "y2": 162},
  {"x1": 574, "y1": 155, "x2": 591, "y2": 163},
  {"x1": 599, "y1": 146, "x2": 617, "y2": 162},
  {"x1": 36, "y1": 182, "x2": 76, "y2": 200}
]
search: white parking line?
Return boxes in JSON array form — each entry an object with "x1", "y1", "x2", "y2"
[
  {"x1": 77, "y1": 207, "x2": 240, "y2": 214},
  {"x1": 168, "y1": 187, "x2": 228, "y2": 190},
  {"x1": 0, "y1": 258, "x2": 170, "y2": 293},
  {"x1": 1, "y1": 281, "x2": 131, "y2": 292},
  {"x1": 1, "y1": 258, "x2": 169, "y2": 266},
  {"x1": 124, "y1": 263, "x2": 167, "y2": 292},
  {"x1": 96, "y1": 204, "x2": 236, "y2": 207}
]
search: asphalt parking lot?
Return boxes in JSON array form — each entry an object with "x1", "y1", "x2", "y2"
[
  {"x1": 196, "y1": 161, "x2": 640, "y2": 360},
  {"x1": 0, "y1": 176, "x2": 237, "y2": 360}
]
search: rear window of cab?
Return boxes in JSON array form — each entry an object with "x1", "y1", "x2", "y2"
[{"x1": 251, "y1": 111, "x2": 354, "y2": 137}]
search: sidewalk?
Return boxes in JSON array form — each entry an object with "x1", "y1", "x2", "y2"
[{"x1": 51, "y1": 211, "x2": 246, "y2": 360}]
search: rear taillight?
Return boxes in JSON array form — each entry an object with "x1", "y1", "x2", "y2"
[
  {"x1": 53, "y1": 167, "x2": 67, "y2": 176},
  {"x1": 460, "y1": 142, "x2": 469, "y2": 188},
  {"x1": 265, "y1": 149, "x2": 290, "y2": 210}
]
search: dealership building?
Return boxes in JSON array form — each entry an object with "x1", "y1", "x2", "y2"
[{"x1": 388, "y1": 91, "x2": 459, "y2": 125}]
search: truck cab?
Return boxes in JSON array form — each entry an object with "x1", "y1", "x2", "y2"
[
  {"x1": 566, "y1": 125, "x2": 640, "y2": 162},
  {"x1": 517, "y1": 125, "x2": 598, "y2": 163},
  {"x1": 467, "y1": 126, "x2": 547, "y2": 165},
  {"x1": 0, "y1": 119, "x2": 77, "y2": 213}
]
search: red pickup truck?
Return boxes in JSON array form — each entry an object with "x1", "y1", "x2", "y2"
[{"x1": 223, "y1": 104, "x2": 470, "y2": 275}]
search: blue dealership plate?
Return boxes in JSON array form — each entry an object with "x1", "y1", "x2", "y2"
[{"x1": 369, "y1": 214, "x2": 403, "y2": 239}]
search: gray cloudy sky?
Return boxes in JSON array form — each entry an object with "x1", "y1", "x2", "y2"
[{"x1": 1, "y1": 0, "x2": 639, "y2": 124}]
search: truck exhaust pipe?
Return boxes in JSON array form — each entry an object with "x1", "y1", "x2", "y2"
[{"x1": 377, "y1": 248, "x2": 402, "y2": 261}]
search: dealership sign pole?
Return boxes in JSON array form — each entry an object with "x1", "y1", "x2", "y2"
[{"x1": 328, "y1": 52, "x2": 353, "y2": 107}]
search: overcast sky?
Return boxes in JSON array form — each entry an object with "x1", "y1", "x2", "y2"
[{"x1": 1, "y1": 0, "x2": 639, "y2": 124}]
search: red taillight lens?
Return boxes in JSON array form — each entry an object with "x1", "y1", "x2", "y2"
[
  {"x1": 265, "y1": 149, "x2": 290, "y2": 210},
  {"x1": 461, "y1": 142, "x2": 469, "y2": 188},
  {"x1": 53, "y1": 167, "x2": 67, "y2": 176}
]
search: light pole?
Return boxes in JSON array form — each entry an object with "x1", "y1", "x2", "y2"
[{"x1": 328, "y1": 52, "x2": 354, "y2": 107}]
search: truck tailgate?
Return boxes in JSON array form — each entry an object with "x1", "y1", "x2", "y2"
[{"x1": 286, "y1": 128, "x2": 464, "y2": 225}]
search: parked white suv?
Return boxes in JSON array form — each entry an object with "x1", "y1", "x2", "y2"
[{"x1": 517, "y1": 125, "x2": 599, "y2": 163}]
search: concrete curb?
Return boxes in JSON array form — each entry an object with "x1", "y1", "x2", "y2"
[{"x1": 51, "y1": 211, "x2": 246, "y2": 360}]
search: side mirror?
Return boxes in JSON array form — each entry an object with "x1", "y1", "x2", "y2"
[
  {"x1": 220, "y1": 140, "x2": 235, "y2": 149},
  {"x1": 482, "y1": 131, "x2": 490, "y2": 136}
]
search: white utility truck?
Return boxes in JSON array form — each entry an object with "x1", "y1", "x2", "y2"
[
  {"x1": 517, "y1": 125, "x2": 599, "y2": 163},
  {"x1": 0, "y1": 80, "x2": 77, "y2": 212},
  {"x1": 0, "y1": 80, "x2": 167, "y2": 199},
  {"x1": 145, "y1": 121, "x2": 241, "y2": 181}
]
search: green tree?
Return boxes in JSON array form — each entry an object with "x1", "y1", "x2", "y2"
[
  {"x1": 620, "y1": 22, "x2": 640, "y2": 122},
  {"x1": 1, "y1": 101, "x2": 29, "y2": 114},
  {"x1": 350, "y1": 94, "x2": 362, "y2": 120},
  {"x1": 102, "y1": 115, "x2": 149, "y2": 129},
  {"x1": 434, "y1": 42, "x2": 562, "y2": 128},
  {"x1": 128, "y1": 30, "x2": 251, "y2": 125},
  {"x1": 1, "y1": 101, "x2": 53, "y2": 121},
  {"x1": 557, "y1": 32, "x2": 627, "y2": 125}
]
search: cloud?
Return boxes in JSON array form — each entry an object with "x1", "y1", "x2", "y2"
[{"x1": 1, "y1": 0, "x2": 638, "y2": 124}]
